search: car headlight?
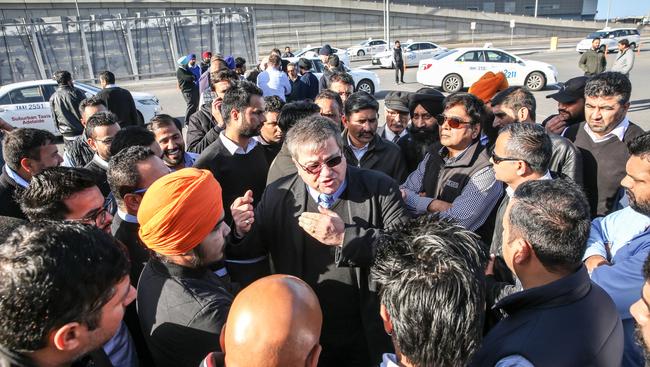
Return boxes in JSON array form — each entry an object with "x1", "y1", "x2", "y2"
[{"x1": 137, "y1": 98, "x2": 159, "y2": 105}]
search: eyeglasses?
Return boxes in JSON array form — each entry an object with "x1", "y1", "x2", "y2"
[
  {"x1": 93, "y1": 137, "x2": 114, "y2": 145},
  {"x1": 76, "y1": 196, "x2": 116, "y2": 225},
  {"x1": 490, "y1": 151, "x2": 528, "y2": 165},
  {"x1": 297, "y1": 155, "x2": 343, "y2": 175},
  {"x1": 436, "y1": 114, "x2": 473, "y2": 128}
]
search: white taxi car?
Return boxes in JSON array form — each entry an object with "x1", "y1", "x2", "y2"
[
  {"x1": 288, "y1": 46, "x2": 351, "y2": 67},
  {"x1": 0, "y1": 80, "x2": 161, "y2": 135},
  {"x1": 347, "y1": 39, "x2": 388, "y2": 57},
  {"x1": 306, "y1": 58, "x2": 381, "y2": 95},
  {"x1": 372, "y1": 41, "x2": 447, "y2": 68},
  {"x1": 416, "y1": 48, "x2": 558, "y2": 93}
]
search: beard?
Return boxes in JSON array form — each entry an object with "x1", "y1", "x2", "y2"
[
  {"x1": 627, "y1": 189, "x2": 650, "y2": 216},
  {"x1": 635, "y1": 324, "x2": 650, "y2": 364},
  {"x1": 238, "y1": 116, "x2": 261, "y2": 138},
  {"x1": 558, "y1": 109, "x2": 584, "y2": 125},
  {"x1": 408, "y1": 125, "x2": 438, "y2": 143},
  {"x1": 163, "y1": 147, "x2": 185, "y2": 166}
]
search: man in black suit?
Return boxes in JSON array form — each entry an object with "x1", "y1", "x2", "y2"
[
  {"x1": 230, "y1": 116, "x2": 409, "y2": 366},
  {"x1": 0, "y1": 128, "x2": 63, "y2": 219},
  {"x1": 96, "y1": 71, "x2": 140, "y2": 126}
]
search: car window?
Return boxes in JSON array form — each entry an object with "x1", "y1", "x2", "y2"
[
  {"x1": 0, "y1": 93, "x2": 10, "y2": 105},
  {"x1": 631, "y1": 30, "x2": 640, "y2": 36},
  {"x1": 418, "y1": 43, "x2": 430, "y2": 50},
  {"x1": 9, "y1": 86, "x2": 44, "y2": 104},
  {"x1": 42, "y1": 84, "x2": 56, "y2": 100},
  {"x1": 457, "y1": 51, "x2": 484, "y2": 62},
  {"x1": 435, "y1": 49, "x2": 458, "y2": 60},
  {"x1": 486, "y1": 51, "x2": 515, "y2": 63},
  {"x1": 409, "y1": 43, "x2": 420, "y2": 51}
]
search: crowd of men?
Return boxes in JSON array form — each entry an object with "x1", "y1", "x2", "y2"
[{"x1": 0, "y1": 39, "x2": 649, "y2": 367}]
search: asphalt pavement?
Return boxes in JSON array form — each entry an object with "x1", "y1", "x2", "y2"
[{"x1": 120, "y1": 45, "x2": 650, "y2": 131}]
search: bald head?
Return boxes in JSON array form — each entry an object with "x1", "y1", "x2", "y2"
[{"x1": 222, "y1": 275, "x2": 322, "y2": 367}]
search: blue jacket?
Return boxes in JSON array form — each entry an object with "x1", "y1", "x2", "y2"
[
  {"x1": 592, "y1": 227, "x2": 650, "y2": 367},
  {"x1": 295, "y1": 72, "x2": 319, "y2": 101}
]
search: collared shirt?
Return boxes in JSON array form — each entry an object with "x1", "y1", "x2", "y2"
[
  {"x1": 4, "y1": 165, "x2": 29, "y2": 188},
  {"x1": 105, "y1": 84, "x2": 118, "y2": 88},
  {"x1": 505, "y1": 170, "x2": 553, "y2": 197},
  {"x1": 184, "y1": 152, "x2": 198, "y2": 168},
  {"x1": 379, "y1": 353, "x2": 400, "y2": 367},
  {"x1": 383, "y1": 126, "x2": 408, "y2": 144},
  {"x1": 401, "y1": 147, "x2": 502, "y2": 231},
  {"x1": 583, "y1": 117, "x2": 629, "y2": 143},
  {"x1": 117, "y1": 209, "x2": 139, "y2": 224},
  {"x1": 495, "y1": 355, "x2": 535, "y2": 367},
  {"x1": 347, "y1": 135, "x2": 369, "y2": 162},
  {"x1": 256, "y1": 67, "x2": 292, "y2": 101},
  {"x1": 306, "y1": 178, "x2": 348, "y2": 206},
  {"x1": 254, "y1": 135, "x2": 270, "y2": 145},
  {"x1": 92, "y1": 154, "x2": 110, "y2": 170},
  {"x1": 219, "y1": 132, "x2": 258, "y2": 155},
  {"x1": 583, "y1": 206, "x2": 650, "y2": 262}
]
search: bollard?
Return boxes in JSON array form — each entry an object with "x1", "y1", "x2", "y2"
[{"x1": 550, "y1": 36, "x2": 558, "y2": 51}]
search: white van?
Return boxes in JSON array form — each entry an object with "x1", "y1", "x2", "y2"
[{"x1": 576, "y1": 28, "x2": 641, "y2": 53}]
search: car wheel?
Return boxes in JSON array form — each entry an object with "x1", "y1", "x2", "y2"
[
  {"x1": 356, "y1": 79, "x2": 375, "y2": 95},
  {"x1": 357, "y1": 50, "x2": 365, "y2": 56},
  {"x1": 631, "y1": 43, "x2": 637, "y2": 51},
  {"x1": 441, "y1": 74, "x2": 463, "y2": 93},
  {"x1": 525, "y1": 71, "x2": 546, "y2": 91},
  {"x1": 599, "y1": 45, "x2": 607, "y2": 53}
]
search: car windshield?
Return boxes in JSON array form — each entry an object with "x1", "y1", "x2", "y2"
[
  {"x1": 434, "y1": 49, "x2": 458, "y2": 60},
  {"x1": 75, "y1": 82, "x2": 101, "y2": 93},
  {"x1": 587, "y1": 31, "x2": 609, "y2": 38}
]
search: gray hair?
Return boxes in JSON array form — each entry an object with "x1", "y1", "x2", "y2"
[
  {"x1": 285, "y1": 116, "x2": 343, "y2": 159},
  {"x1": 499, "y1": 123, "x2": 552, "y2": 174}
]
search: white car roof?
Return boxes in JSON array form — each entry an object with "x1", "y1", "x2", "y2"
[{"x1": 0, "y1": 79, "x2": 55, "y2": 93}]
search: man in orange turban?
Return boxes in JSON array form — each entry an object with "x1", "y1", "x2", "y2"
[
  {"x1": 468, "y1": 71, "x2": 509, "y2": 104},
  {"x1": 136, "y1": 168, "x2": 236, "y2": 367}
]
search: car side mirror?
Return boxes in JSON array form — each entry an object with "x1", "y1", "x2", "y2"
[{"x1": 517, "y1": 60, "x2": 525, "y2": 65}]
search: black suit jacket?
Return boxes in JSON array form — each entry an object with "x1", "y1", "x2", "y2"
[
  {"x1": 228, "y1": 166, "x2": 409, "y2": 363},
  {"x1": 95, "y1": 87, "x2": 140, "y2": 127},
  {"x1": 0, "y1": 169, "x2": 26, "y2": 219}
]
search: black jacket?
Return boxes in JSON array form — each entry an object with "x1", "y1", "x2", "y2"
[
  {"x1": 266, "y1": 142, "x2": 296, "y2": 185},
  {"x1": 295, "y1": 72, "x2": 319, "y2": 101},
  {"x1": 186, "y1": 103, "x2": 222, "y2": 154},
  {"x1": 49, "y1": 85, "x2": 86, "y2": 138},
  {"x1": 65, "y1": 132, "x2": 94, "y2": 167},
  {"x1": 342, "y1": 132, "x2": 407, "y2": 183},
  {"x1": 0, "y1": 169, "x2": 26, "y2": 219},
  {"x1": 228, "y1": 167, "x2": 409, "y2": 364},
  {"x1": 548, "y1": 132, "x2": 583, "y2": 185},
  {"x1": 472, "y1": 266, "x2": 623, "y2": 366},
  {"x1": 95, "y1": 87, "x2": 140, "y2": 127},
  {"x1": 137, "y1": 259, "x2": 236, "y2": 367}
]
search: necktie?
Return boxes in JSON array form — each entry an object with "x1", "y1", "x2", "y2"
[
  {"x1": 318, "y1": 193, "x2": 336, "y2": 209},
  {"x1": 392, "y1": 134, "x2": 400, "y2": 144}
]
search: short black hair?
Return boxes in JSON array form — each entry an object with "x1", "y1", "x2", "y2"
[
  {"x1": 220, "y1": 81, "x2": 263, "y2": 125},
  {"x1": 1, "y1": 128, "x2": 56, "y2": 172},
  {"x1": 109, "y1": 126, "x2": 156, "y2": 157},
  {"x1": 277, "y1": 100, "x2": 321, "y2": 133},
  {"x1": 628, "y1": 131, "x2": 650, "y2": 160},
  {"x1": 619, "y1": 38, "x2": 630, "y2": 47},
  {"x1": 235, "y1": 57, "x2": 246, "y2": 68},
  {"x1": 98, "y1": 70, "x2": 116, "y2": 84},
  {"x1": 210, "y1": 69, "x2": 239, "y2": 89},
  {"x1": 79, "y1": 96, "x2": 106, "y2": 117},
  {"x1": 443, "y1": 92, "x2": 489, "y2": 126},
  {"x1": 315, "y1": 89, "x2": 343, "y2": 114},
  {"x1": 344, "y1": 91, "x2": 379, "y2": 117},
  {"x1": 373, "y1": 217, "x2": 487, "y2": 367},
  {"x1": 85, "y1": 111, "x2": 119, "y2": 139},
  {"x1": 53, "y1": 70, "x2": 72, "y2": 86},
  {"x1": 0, "y1": 221, "x2": 129, "y2": 352},
  {"x1": 585, "y1": 71, "x2": 632, "y2": 104},
  {"x1": 147, "y1": 114, "x2": 182, "y2": 133},
  {"x1": 264, "y1": 95, "x2": 285, "y2": 114},
  {"x1": 592, "y1": 37, "x2": 601, "y2": 42},
  {"x1": 329, "y1": 71, "x2": 354, "y2": 87},
  {"x1": 108, "y1": 146, "x2": 156, "y2": 204},
  {"x1": 20, "y1": 167, "x2": 98, "y2": 221},
  {"x1": 499, "y1": 122, "x2": 552, "y2": 174},
  {"x1": 509, "y1": 179, "x2": 591, "y2": 273},
  {"x1": 491, "y1": 86, "x2": 537, "y2": 121}
]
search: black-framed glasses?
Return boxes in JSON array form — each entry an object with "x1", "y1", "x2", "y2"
[
  {"x1": 436, "y1": 114, "x2": 473, "y2": 128},
  {"x1": 75, "y1": 196, "x2": 116, "y2": 225},
  {"x1": 297, "y1": 155, "x2": 343, "y2": 175},
  {"x1": 490, "y1": 151, "x2": 528, "y2": 165}
]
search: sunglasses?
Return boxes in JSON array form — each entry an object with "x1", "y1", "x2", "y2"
[
  {"x1": 490, "y1": 151, "x2": 529, "y2": 165},
  {"x1": 436, "y1": 114, "x2": 473, "y2": 129},
  {"x1": 297, "y1": 155, "x2": 343, "y2": 175}
]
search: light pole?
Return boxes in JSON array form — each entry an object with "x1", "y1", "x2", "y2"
[
  {"x1": 605, "y1": 0, "x2": 611, "y2": 28},
  {"x1": 534, "y1": 0, "x2": 539, "y2": 17}
]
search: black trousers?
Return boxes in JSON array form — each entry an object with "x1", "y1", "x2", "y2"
[
  {"x1": 395, "y1": 62, "x2": 404, "y2": 83},
  {"x1": 182, "y1": 87, "x2": 200, "y2": 125}
]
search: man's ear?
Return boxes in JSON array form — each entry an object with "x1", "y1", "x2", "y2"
[
  {"x1": 512, "y1": 238, "x2": 533, "y2": 266},
  {"x1": 87, "y1": 136, "x2": 98, "y2": 153},
  {"x1": 306, "y1": 343, "x2": 322, "y2": 367},
  {"x1": 341, "y1": 115, "x2": 349, "y2": 129},
  {"x1": 379, "y1": 304, "x2": 393, "y2": 335},
  {"x1": 517, "y1": 108, "x2": 530, "y2": 122},
  {"x1": 219, "y1": 323, "x2": 226, "y2": 353},
  {"x1": 52, "y1": 322, "x2": 83, "y2": 352},
  {"x1": 19, "y1": 157, "x2": 36, "y2": 176},
  {"x1": 124, "y1": 194, "x2": 142, "y2": 214},
  {"x1": 230, "y1": 108, "x2": 240, "y2": 124}
]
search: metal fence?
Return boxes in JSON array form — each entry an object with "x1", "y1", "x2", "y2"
[{"x1": 0, "y1": 8, "x2": 258, "y2": 85}]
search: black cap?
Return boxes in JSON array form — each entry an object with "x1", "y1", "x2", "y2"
[
  {"x1": 409, "y1": 88, "x2": 445, "y2": 116},
  {"x1": 546, "y1": 76, "x2": 589, "y2": 103},
  {"x1": 298, "y1": 58, "x2": 312, "y2": 70},
  {"x1": 319, "y1": 44, "x2": 333, "y2": 56},
  {"x1": 384, "y1": 91, "x2": 411, "y2": 113}
]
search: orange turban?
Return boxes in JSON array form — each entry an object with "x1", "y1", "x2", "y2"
[
  {"x1": 138, "y1": 168, "x2": 224, "y2": 256},
  {"x1": 468, "y1": 71, "x2": 509, "y2": 103}
]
